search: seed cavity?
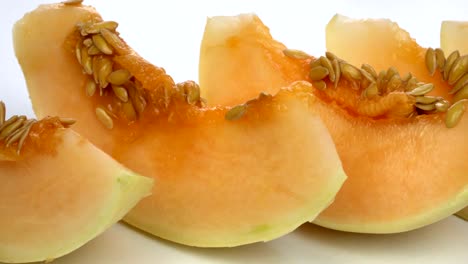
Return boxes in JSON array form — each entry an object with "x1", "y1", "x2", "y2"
[
  {"x1": 445, "y1": 100, "x2": 466, "y2": 128},
  {"x1": 225, "y1": 104, "x2": 247, "y2": 121}
]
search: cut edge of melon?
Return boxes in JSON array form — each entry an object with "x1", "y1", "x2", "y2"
[
  {"x1": 124, "y1": 168, "x2": 347, "y2": 247},
  {"x1": 314, "y1": 187, "x2": 468, "y2": 233},
  {"x1": 0, "y1": 130, "x2": 153, "y2": 263}
]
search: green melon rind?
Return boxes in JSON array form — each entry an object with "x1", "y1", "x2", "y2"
[
  {"x1": 124, "y1": 169, "x2": 347, "y2": 247},
  {"x1": 0, "y1": 131, "x2": 153, "y2": 263},
  {"x1": 314, "y1": 187, "x2": 468, "y2": 233}
]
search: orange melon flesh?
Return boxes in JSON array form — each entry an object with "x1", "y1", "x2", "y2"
[
  {"x1": 0, "y1": 121, "x2": 152, "y2": 263},
  {"x1": 325, "y1": 14, "x2": 452, "y2": 99},
  {"x1": 441, "y1": 20, "x2": 468, "y2": 221},
  {"x1": 14, "y1": 4, "x2": 347, "y2": 246},
  {"x1": 441, "y1": 20, "x2": 468, "y2": 55},
  {"x1": 198, "y1": 14, "x2": 468, "y2": 233}
]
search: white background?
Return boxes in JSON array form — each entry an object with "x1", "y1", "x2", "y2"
[{"x1": 0, "y1": 1, "x2": 467, "y2": 263}]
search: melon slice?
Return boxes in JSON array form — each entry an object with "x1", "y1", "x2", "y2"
[
  {"x1": 440, "y1": 20, "x2": 468, "y2": 221},
  {"x1": 198, "y1": 14, "x2": 468, "y2": 233},
  {"x1": 13, "y1": 3, "x2": 347, "y2": 246},
  {"x1": 0, "y1": 112, "x2": 152, "y2": 263}
]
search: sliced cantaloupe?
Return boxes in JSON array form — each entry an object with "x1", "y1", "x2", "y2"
[
  {"x1": 440, "y1": 20, "x2": 468, "y2": 221},
  {"x1": 198, "y1": 14, "x2": 468, "y2": 233},
  {"x1": 0, "y1": 114, "x2": 152, "y2": 263},
  {"x1": 13, "y1": 3, "x2": 347, "y2": 246}
]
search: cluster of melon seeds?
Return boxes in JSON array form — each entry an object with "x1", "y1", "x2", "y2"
[
  {"x1": 283, "y1": 49, "x2": 467, "y2": 128},
  {"x1": 73, "y1": 19, "x2": 204, "y2": 129},
  {"x1": 0, "y1": 101, "x2": 75, "y2": 154}
]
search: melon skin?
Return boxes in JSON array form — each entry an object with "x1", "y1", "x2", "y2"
[
  {"x1": 198, "y1": 14, "x2": 468, "y2": 233},
  {"x1": 14, "y1": 4, "x2": 347, "y2": 247},
  {"x1": 0, "y1": 128, "x2": 153, "y2": 263}
]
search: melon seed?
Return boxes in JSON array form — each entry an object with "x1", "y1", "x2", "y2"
[
  {"x1": 16, "y1": 120, "x2": 35, "y2": 154},
  {"x1": 415, "y1": 103, "x2": 436, "y2": 111},
  {"x1": 283, "y1": 49, "x2": 310, "y2": 60},
  {"x1": 122, "y1": 101, "x2": 137, "y2": 121},
  {"x1": 108, "y1": 69, "x2": 132, "y2": 85},
  {"x1": 225, "y1": 104, "x2": 247, "y2": 121},
  {"x1": 92, "y1": 34, "x2": 113, "y2": 55},
  {"x1": 75, "y1": 42, "x2": 82, "y2": 65},
  {"x1": 435, "y1": 48, "x2": 446, "y2": 70},
  {"x1": 407, "y1": 83, "x2": 434, "y2": 96},
  {"x1": 58, "y1": 117, "x2": 77, "y2": 126},
  {"x1": 0, "y1": 101, "x2": 5, "y2": 126},
  {"x1": 325, "y1": 51, "x2": 338, "y2": 61},
  {"x1": 84, "y1": 21, "x2": 119, "y2": 35},
  {"x1": 341, "y1": 63, "x2": 362, "y2": 81},
  {"x1": 83, "y1": 38, "x2": 93, "y2": 47},
  {"x1": 448, "y1": 55, "x2": 468, "y2": 85},
  {"x1": 309, "y1": 66, "x2": 329, "y2": 81},
  {"x1": 95, "y1": 107, "x2": 114, "y2": 129},
  {"x1": 435, "y1": 100, "x2": 450, "y2": 112},
  {"x1": 81, "y1": 48, "x2": 93, "y2": 75},
  {"x1": 87, "y1": 45, "x2": 102, "y2": 56},
  {"x1": 445, "y1": 100, "x2": 466, "y2": 128},
  {"x1": 443, "y1": 50, "x2": 460, "y2": 81},
  {"x1": 360, "y1": 68, "x2": 376, "y2": 83},
  {"x1": 453, "y1": 85, "x2": 468, "y2": 103},
  {"x1": 425, "y1": 48, "x2": 437, "y2": 76},
  {"x1": 450, "y1": 73, "x2": 468, "y2": 94},
  {"x1": 97, "y1": 58, "x2": 113, "y2": 88},
  {"x1": 361, "y1": 64, "x2": 378, "y2": 79},
  {"x1": 112, "y1": 85, "x2": 129, "y2": 102},
  {"x1": 100, "y1": 28, "x2": 125, "y2": 54},
  {"x1": 386, "y1": 75, "x2": 402, "y2": 92},
  {"x1": 0, "y1": 116, "x2": 26, "y2": 140},
  {"x1": 312, "y1": 80, "x2": 327, "y2": 90},
  {"x1": 363, "y1": 82, "x2": 378, "y2": 98},
  {"x1": 86, "y1": 80, "x2": 97, "y2": 97},
  {"x1": 320, "y1": 56, "x2": 335, "y2": 82},
  {"x1": 415, "y1": 96, "x2": 439, "y2": 105},
  {"x1": 332, "y1": 59, "x2": 340, "y2": 88}
]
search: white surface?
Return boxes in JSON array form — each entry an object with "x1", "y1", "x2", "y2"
[{"x1": 0, "y1": 0, "x2": 467, "y2": 263}]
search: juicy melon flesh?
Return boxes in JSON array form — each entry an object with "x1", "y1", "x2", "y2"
[
  {"x1": 441, "y1": 21, "x2": 468, "y2": 55},
  {"x1": 326, "y1": 14, "x2": 452, "y2": 99},
  {"x1": 0, "y1": 125, "x2": 152, "y2": 263},
  {"x1": 14, "y1": 4, "x2": 347, "y2": 246},
  {"x1": 440, "y1": 20, "x2": 468, "y2": 221},
  {"x1": 198, "y1": 14, "x2": 468, "y2": 233}
]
